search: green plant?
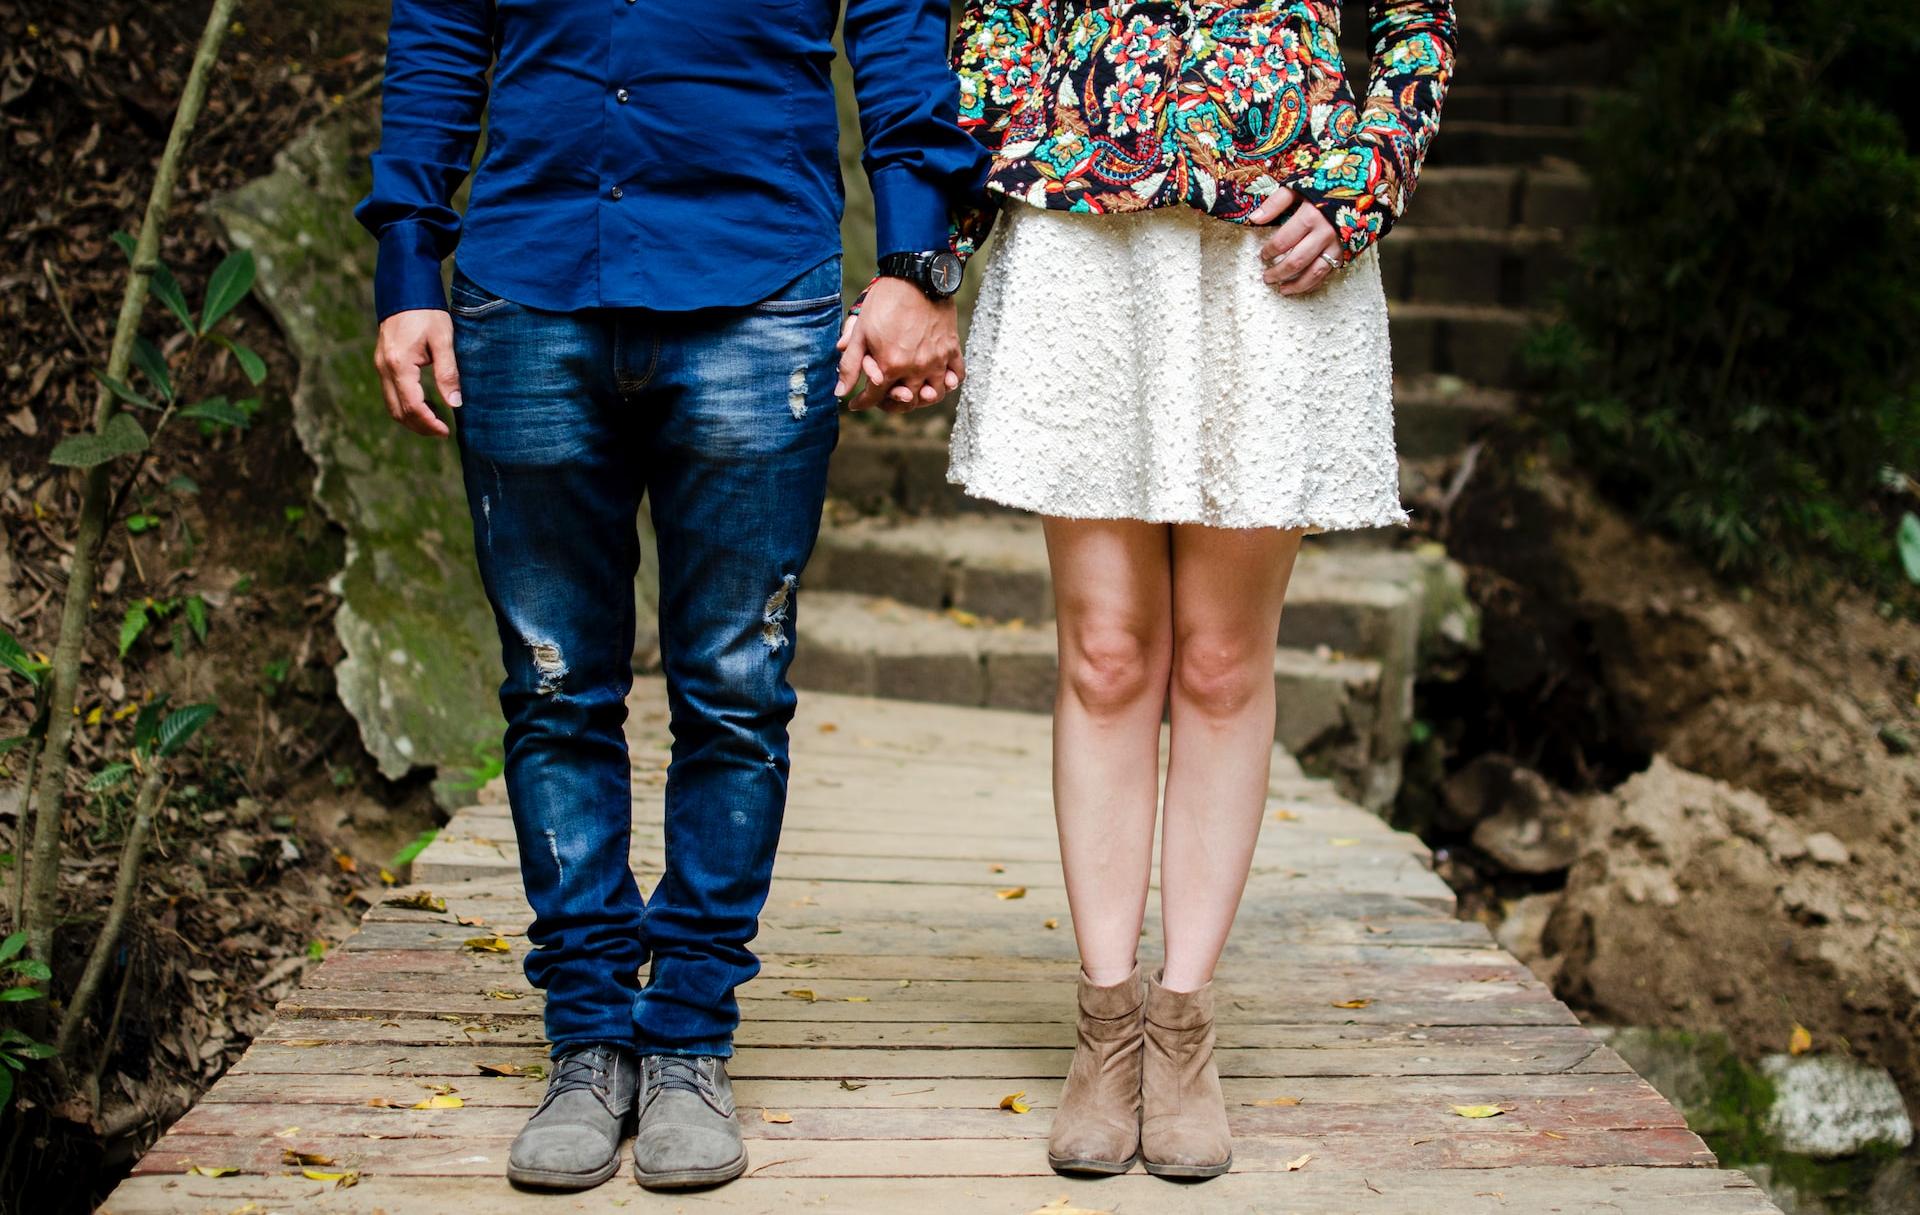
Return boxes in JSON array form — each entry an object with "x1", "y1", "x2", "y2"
[
  {"x1": 0, "y1": 934, "x2": 56, "y2": 1110},
  {"x1": 1534, "y1": 0, "x2": 1920, "y2": 593},
  {"x1": 17, "y1": 0, "x2": 245, "y2": 974},
  {"x1": 56, "y1": 700, "x2": 216, "y2": 1056}
]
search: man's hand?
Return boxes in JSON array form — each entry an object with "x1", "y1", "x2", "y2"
[
  {"x1": 374, "y1": 308, "x2": 461, "y2": 438},
  {"x1": 834, "y1": 277, "x2": 963, "y2": 413},
  {"x1": 1251, "y1": 188, "x2": 1346, "y2": 297}
]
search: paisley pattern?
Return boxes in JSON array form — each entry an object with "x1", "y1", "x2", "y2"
[{"x1": 953, "y1": 0, "x2": 1456, "y2": 257}]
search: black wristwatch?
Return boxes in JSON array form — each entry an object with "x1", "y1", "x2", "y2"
[{"x1": 877, "y1": 249, "x2": 964, "y2": 301}]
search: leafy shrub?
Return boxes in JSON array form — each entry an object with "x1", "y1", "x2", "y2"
[{"x1": 1533, "y1": 0, "x2": 1920, "y2": 593}]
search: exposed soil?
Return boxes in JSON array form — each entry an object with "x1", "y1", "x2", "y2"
[
  {"x1": 1403, "y1": 437, "x2": 1920, "y2": 1106},
  {"x1": 1, "y1": 2, "x2": 432, "y2": 1211}
]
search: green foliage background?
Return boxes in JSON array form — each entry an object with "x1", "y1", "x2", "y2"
[{"x1": 1533, "y1": 0, "x2": 1920, "y2": 592}]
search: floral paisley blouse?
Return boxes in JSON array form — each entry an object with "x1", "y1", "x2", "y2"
[{"x1": 952, "y1": 0, "x2": 1457, "y2": 258}]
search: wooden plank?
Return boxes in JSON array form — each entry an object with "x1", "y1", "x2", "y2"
[
  {"x1": 100, "y1": 1169, "x2": 1785, "y2": 1215},
  {"x1": 131, "y1": 1127, "x2": 1716, "y2": 1177},
  {"x1": 196, "y1": 1070, "x2": 1685, "y2": 1116}
]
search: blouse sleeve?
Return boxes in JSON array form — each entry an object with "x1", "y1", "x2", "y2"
[
  {"x1": 944, "y1": 0, "x2": 1052, "y2": 264},
  {"x1": 1296, "y1": 0, "x2": 1458, "y2": 258}
]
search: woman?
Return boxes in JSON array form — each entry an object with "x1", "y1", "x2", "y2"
[{"x1": 946, "y1": 0, "x2": 1456, "y2": 1179}]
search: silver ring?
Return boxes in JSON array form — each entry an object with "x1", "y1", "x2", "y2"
[{"x1": 1319, "y1": 252, "x2": 1343, "y2": 271}]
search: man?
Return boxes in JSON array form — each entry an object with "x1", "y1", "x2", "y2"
[{"x1": 357, "y1": 0, "x2": 985, "y2": 1191}]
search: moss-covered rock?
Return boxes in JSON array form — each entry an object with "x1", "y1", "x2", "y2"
[{"x1": 207, "y1": 106, "x2": 500, "y2": 802}]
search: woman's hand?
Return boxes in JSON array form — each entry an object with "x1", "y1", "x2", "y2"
[{"x1": 1250, "y1": 188, "x2": 1346, "y2": 297}]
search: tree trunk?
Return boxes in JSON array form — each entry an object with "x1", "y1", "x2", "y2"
[{"x1": 21, "y1": 0, "x2": 237, "y2": 963}]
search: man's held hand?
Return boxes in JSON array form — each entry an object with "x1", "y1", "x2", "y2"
[{"x1": 835, "y1": 276, "x2": 964, "y2": 413}]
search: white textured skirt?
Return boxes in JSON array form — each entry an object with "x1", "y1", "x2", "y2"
[{"x1": 949, "y1": 204, "x2": 1406, "y2": 531}]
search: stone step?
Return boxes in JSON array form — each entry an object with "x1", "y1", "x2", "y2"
[
  {"x1": 1395, "y1": 375, "x2": 1517, "y2": 458},
  {"x1": 825, "y1": 367, "x2": 1522, "y2": 516},
  {"x1": 1439, "y1": 84, "x2": 1599, "y2": 129},
  {"x1": 810, "y1": 516, "x2": 1432, "y2": 672},
  {"x1": 1379, "y1": 226, "x2": 1572, "y2": 309},
  {"x1": 1402, "y1": 166, "x2": 1592, "y2": 233},
  {"x1": 1388, "y1": 302, "x2": 1536, "y2": 388},
  {"x1": 790, "y1": 590, "x2": 1405, "y2": 809},
  {"x1": 1426, "y1": 121, "x2": 1576, "y2": 170}
]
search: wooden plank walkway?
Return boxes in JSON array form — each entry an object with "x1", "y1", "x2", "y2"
[{"x1": 101, "y1": 680, "x2": 1780, "y2": 1213}]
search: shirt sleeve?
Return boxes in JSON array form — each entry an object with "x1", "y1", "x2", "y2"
[
  {"x1": 1295, "y1": 0, "x2": 1458, "y2": 258},
  {"x1": 843, "y1": 0, "x2": 993, "y2": 258},
  {"x1": 353, "y1": 0, "x2": 494, "y2": 321}
]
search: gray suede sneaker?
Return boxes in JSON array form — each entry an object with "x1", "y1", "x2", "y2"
[
  {"x1": 506, "y1": 1044, "x2": 638, "y2": 1190},
  {"x1": 630, "y1": 1054, "x2": 748, "y2": 1189}
]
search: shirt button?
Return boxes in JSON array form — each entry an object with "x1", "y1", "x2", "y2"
[
  {"x1": 609, "y1": 186, "x2": 624, "y2": 200},
  {"x1": 616, "y1": 88, "x2": 630, "y2": 103}
]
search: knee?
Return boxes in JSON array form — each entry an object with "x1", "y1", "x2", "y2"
[
  {"x1": 1061, "y1": 624, "x2": 1165, "y2": 717},
  {"x1": 1172, "y1": 634, "x2": 1270, "y2": 719}
]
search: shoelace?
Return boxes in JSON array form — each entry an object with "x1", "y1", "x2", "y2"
[
  {"x1": 540, "y1": 1047, "x2": 617, "y2": 1113},
  {"x1": 646, "y1": 1055, "x2": 715, "y2": 1100}
]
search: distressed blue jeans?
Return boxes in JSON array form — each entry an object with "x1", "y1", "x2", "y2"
[{"x1": 449, "y1": 255, "x2": 842, "y2": 1057}]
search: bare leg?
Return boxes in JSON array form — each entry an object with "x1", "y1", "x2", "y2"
[
  {"x1": 1158, "y1": 525, "x2": 1303, "y2": 992},
  {"x1": 1043, "y1": 517, "x2": 1175, "y2": 986}
]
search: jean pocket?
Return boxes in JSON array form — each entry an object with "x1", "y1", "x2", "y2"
[
  {"x1": 751, "y1": 257, "x2": 843, "y2": 314},
  {"x1": 449, "y1": 269, "x2": 514, "y2": 318}
]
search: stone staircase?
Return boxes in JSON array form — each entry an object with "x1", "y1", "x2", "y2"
[{"x1": 794, "y1": 3, "x2": 1598, "y2": 811}]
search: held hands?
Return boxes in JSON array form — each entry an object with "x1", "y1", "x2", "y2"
[
  {"x1": 834, "y1": 277, "x2": 964, "y2": 413},
  {"x1": 1250, "y1": 188, "x2": 1346, "y2": 297},
  {"x1": 375, "y1": 309, "x2": 460, "y2": 438}
]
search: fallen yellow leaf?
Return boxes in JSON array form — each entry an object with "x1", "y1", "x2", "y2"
[
  {"x1": 897, "y1": 979, "x2": 911, "y2": 988},
  {"x1": 999, "y1": 1091, "x2": 1031, "y2": 1114},
  {"x1": 1542, "y1": 1130, "x2": 1566, "y2": 1139},
  {"x1": 1328, "y1": 837, "x2": 1362, "y2": 847},
  {"x1": 365, "y1": 1097, "x2": 398, "y2": 1108},
  {"x1": 1025, "y1": 1200, "x2": 1113, "y2": 1215},
  {"x1": 995, "y1": 887, "x2": 1027, "y2": 900},
  {"x1": 484, "y1": 989, "x2": 524, "y2": 1000},
  {"x1": 411, "y1": 1094, "x2": 464, "y2": 1110},
  {"x1": 463, "y1": 936, "x2": 511, "y2": 953},
  {"x1": 760, "y1": 1109, "x2": 793, "y2": 1124},
  {"x1": 1285, "y1": 1151, "x2": 1314, "y2": 1171},
  {"x1": 1272, "y1": 809, "x2": 1301, "y2": 822},
  {"x1": 383, "y1": 891, "x2": 447, "y2": 912},
  {"x1": 1788, "y1": 1023, "x2": 1813, "y2": 1055},
  {"x1": 843, "y1": 996, "x2": 871, "y2": 1003},
  {"x1": 476, "y1": 1062, "x2": 529, "y2": 1076},
  {"x1": 301, "y1": 1169, "x2": 359, "y2": 1188},
  {"x1": 838, "y1": 1080, "x2": 867, "y2": 1091},
  {"x1": 783, "y1": 988, "x2": 817, "y2": 1002},
  {"x1": 186, "y1": 1165, "x2": 239, "y2": 1177},
  {"x1": 1249, "y1": 1096, "x2": 1302, "y2": 1107},
  {"x1": 1332, "y1": 998, "x2": 1372, "y2": 1009},
  {"x1": 378, "y1": 867, "x2": 397, "y2": 885},
  {"x1": 280, "y1": 1149, "x2": 335, "y2": 1166},
  {"x1": 989, "y1": 863, "x2": 1006, "y2": 873},
  {"x1": 1450, "y1": 1104, "x2": 1507, "y2": 1119},
  {"x1": 1043, "y1": 918, "x2": 1059, "y2": 930},
  {"x1": 819, "y1": 722, "x2": 839, "y2": 733}
]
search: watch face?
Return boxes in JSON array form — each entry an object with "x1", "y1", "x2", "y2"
[{"x1": 929, "y1": 252, "x2": 964, "y2": 298}]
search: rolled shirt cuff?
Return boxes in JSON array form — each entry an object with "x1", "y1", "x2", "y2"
[
  {"x1": 870, "y1": 166, "x2": 954, "y2": 257},
  {"x1": 372, "y1": 221, "x2": 452, "y2": 321}
]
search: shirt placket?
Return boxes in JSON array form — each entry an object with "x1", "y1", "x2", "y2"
[{"x1": 600, "y1": 0, "x2": 643, "y2": 304}]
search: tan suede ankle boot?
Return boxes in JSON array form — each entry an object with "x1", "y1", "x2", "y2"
[
  {"x1": 1046, "y1": 964, "x2": 1144, "y2": 1175},
  {"x1": 1140, "y1": 970, "x2": 1231, "y2": 1178}
]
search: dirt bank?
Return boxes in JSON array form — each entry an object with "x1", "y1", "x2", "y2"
[{"x1": 1410, "y1": 442, "x2": 1920, "y2": 1102}]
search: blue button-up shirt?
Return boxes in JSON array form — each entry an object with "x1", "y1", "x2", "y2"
[{"x1": 356, "y1": 0, "x2": 988, "y2": 320}]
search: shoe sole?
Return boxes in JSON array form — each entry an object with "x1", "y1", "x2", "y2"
[
  {"x1": 632, "y1": 1148, "x2": 750, "y2": 1191},
  {"x1": 1048, "y1": 1153, "x2": 1139, "y2": 1176},
  {"x1": 1143, "y1": 1156, "x2": 1233, "y2": 1179},
  {"x1": 506, "y1": 1155, "x2": 623, "y2": 1191}
]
